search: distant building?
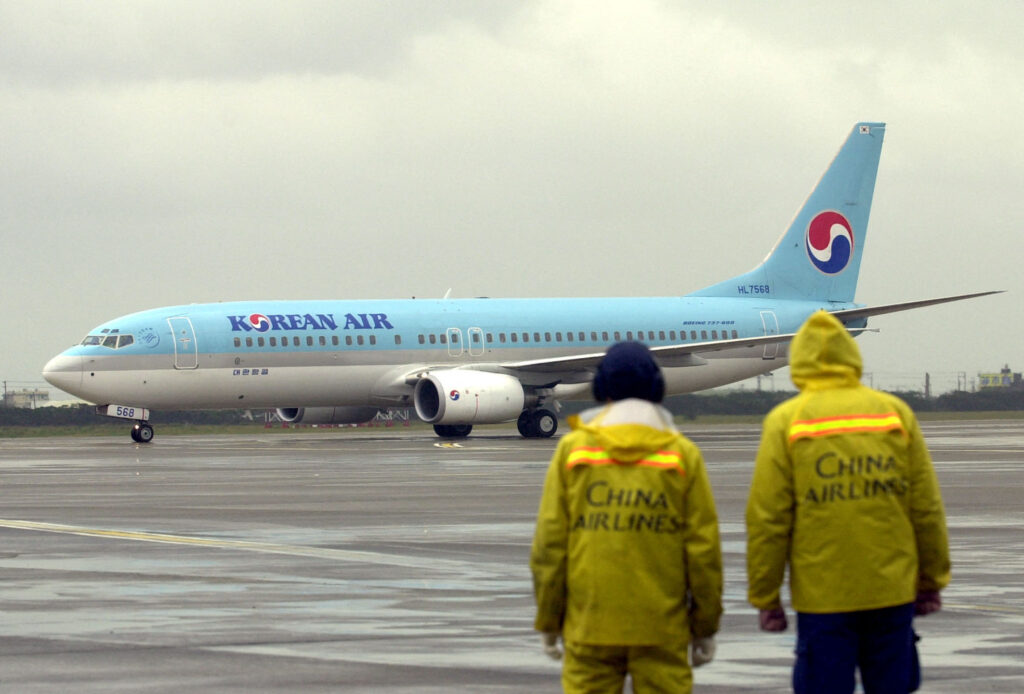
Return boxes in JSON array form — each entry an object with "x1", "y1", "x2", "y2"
[
  {"x1": 3, "y1": 388, "x2": 50, "y2": 409},
  {"x1": 978, "y1": 365, "x2": 1022, "y2": 390}
]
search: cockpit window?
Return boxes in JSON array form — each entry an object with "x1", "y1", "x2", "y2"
[{"x1": 81, "y1": 332, "x2": 136, "y2": 349}]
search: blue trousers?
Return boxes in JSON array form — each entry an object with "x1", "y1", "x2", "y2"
[{"x1": 794, "y1": 603, "x2": 920, "y2": 694}]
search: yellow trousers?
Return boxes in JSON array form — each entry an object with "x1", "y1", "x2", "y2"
[{"x1": 562, "y1": 638, "x2": 692, "y2": 694}]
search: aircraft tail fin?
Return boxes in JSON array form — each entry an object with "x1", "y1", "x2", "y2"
[{"x1": 691, "y1": 122, "x2": 885, "y2": 303}]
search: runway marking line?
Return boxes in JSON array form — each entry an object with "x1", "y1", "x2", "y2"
[{"x1": 0, "y1": 519, "x2": 480, "y2": 573}]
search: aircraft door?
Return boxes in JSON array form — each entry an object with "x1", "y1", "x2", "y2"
[
  {"x1": 468, "y1": 327, "x2": 485, "y2": 356},
  {"x1": 446, "y1": 328, "x2": 464, "y2": 358},
  {"x1": 760, "y1": 310, "x2": 779, "y2": 360},
  {"x1": 168, "y1": 317, "x2": 199, "y2": 369}
]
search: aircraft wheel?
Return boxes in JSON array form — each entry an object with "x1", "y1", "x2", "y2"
[
  {"x1": 516, "y1": 411, "x2": 532, "y2": 437},
  {"x1": 134, "y1": 423, "x2": 155, "y2": 443},
  {"x1": 433, "y1": 424, "x2": 472, "y2": 438},
  {"x1": 130, "y1": 427, "x2": 140, "y2": 442},
  {"x1": 531, "y1": 410, "x2": 558, "y2": 438}
]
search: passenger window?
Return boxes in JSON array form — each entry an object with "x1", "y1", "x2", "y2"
[
  {"x1": 346, "y1": 336, "x2": 353, "y2": 346},
  {"x1": 523, "y1": 333, "x2": 530, "y2": 343},
  {"x1": 333, "y1": 336, "x2": 339, "y2": 346},
  {"x1": 472, "y1": 333, "x2": 480, "y2": 343},
  {"x1": 270, "y1": 337, "x2": 277, "y2": 347},
  {"x1": 555, "y1": 332, "x2": 562, "y2": 342},
  {"x1": 319, "y1": 336, "x2": 326, "y2": 346},
  {"x1": 545, "y1": 332, "x2": 551, "y2": 342},
  {"x1": 626, "y1": 331, "x2": 633, "y2": 341},
  {"x1": 701, "y1": 330, "x2": 707, "y2": 340},
  {"x1": 648, "y1": 331, "x2": 655, "y2": 341},
  {"x1": 258, "y1": 337, "x2": 265, "y2": 347},
  {"x1": 566, "y1": 332, "x2": 573, "y2": 342},
  {"x1": 418, "y1": 335, "x2": 425, "y2": 344},
  {"x1": 234, "y1": 337, "x2": 241, "y2": 347},
  {"x1": 429, "y1": 334, "x2": 436, "y2": 344},
  {"x1": 440, "y1": 334, "x2": 447, "y2": 344},
  {"x1": 614, "y1": 332, "x2": 621, "y2": 341},
  {"x1": 499, "y1": 333, "x2": 506, "y2": 343},
  {"x1": 658, "y1": 331, "x2": 665, "y2": 341},
  {"x1": 690, "y1": 331, "x2": 697, "y2": 340},
  {"x1": 357, "y1": 335, "x2": 364, "y2": 346},
  {"x1": 450, "y1": 333, "x2": 458, "y2": 343},
  {"x1": 370, "y1": 335, "x2": 376, "y2": 345},
  {"x1": 712, "y1": 330, "x2": 718, "y2": 339},
  {"x1": 731, "y1": 330, "x2": 738, "y2": 339},
  {"x1": 511, "y1": 333, "x2": 518, "y2": 343},
  {"x1": 245, "y1": 337, "x2": 253, "y2": 347},
  {"x1": 534, "y1": 332, "x2": 541, "y2": 342},
  {"x1": 395, "y1": 335, "x2": 402, "y2": 345},
  {"x1": 602, "y1": 332, "x2": 609, "y2": 341}
]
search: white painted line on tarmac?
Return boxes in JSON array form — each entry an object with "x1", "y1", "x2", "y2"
[{"x1": 0, "y1": 518, "x2": 490, "y2": 574}]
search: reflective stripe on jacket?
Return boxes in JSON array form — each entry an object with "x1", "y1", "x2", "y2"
[
  {"x1": 746, "y1": 311, "x2": 951, "y2": 613},
  {"x1": 531, "y1": 399, "x2": 723, "y2": 644}
]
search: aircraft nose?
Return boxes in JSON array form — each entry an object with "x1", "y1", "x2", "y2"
[{"x1": 42, "y1": 354, "x2": 84, "y2": 394}]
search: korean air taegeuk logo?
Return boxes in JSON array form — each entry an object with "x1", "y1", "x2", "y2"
[{"x1": 805, "y1": 211, "x2": 854, "y2": 274}]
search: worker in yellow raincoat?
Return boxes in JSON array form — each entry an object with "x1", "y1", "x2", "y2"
[
  {"x1": 746, "y1": 310, "x2": 950, "y2": 693},
  {"x1": 531, "y1": 342, "x2": 723, "y2": 693}
]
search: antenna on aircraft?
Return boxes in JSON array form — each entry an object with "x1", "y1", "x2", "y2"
[{"x1": 443, "y1": 288, "x2": 452, "y2": 300}]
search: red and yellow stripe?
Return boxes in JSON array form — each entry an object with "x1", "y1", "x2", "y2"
[
  {"x1": 566, "y1": 447, "x2": 685, "y2": 475},
  {"x1": 788, "y1": 412, "x2": 905, "y2": 442}
]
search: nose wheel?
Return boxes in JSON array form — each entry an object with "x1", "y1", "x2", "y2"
[{"x1": 131, "y1": 422, "x2": 155, "y2": 443}]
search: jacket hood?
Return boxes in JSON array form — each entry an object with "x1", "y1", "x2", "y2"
[
  {"x1": 569, "y1": 399, "x2": 680, "y2": 462},
  {"x1": 789, "y1": 310, "x2": 863, "y2": 391}
]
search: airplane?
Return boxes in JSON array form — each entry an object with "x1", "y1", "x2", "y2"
[{"x1": 43, "y1": 122, "x2": 997, "y2": 443}]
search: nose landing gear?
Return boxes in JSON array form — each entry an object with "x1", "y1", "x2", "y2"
[{"x1": 131, "y1": 422, "x2": 155, "y2": 443}]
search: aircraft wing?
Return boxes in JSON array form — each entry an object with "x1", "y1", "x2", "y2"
[
  {"x1": 388, "y1": 290, "x2": 1000, "y2": 389},
  {"x1": 830, "y1": 290, "x2": 1003, "y2": 322},
  {"x1": 503, "y1": 332, "x2": 801, "y2": 374}
]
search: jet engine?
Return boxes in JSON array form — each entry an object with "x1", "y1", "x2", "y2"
[
  {"x1": 414, "y1": 370, "x2": 525, "y2": 424},
  {"x1": 275, "y1": 406, "x2": 381, "y2": 425}
]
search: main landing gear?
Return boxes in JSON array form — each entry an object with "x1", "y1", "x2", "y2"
[
  {"x1": 131, "y1": 422, "x2": 155, "y2": 443},
  {"x1": 433, "y1": 424, "x2": 473, "y2": 438},
  {"x1": 430, "y1": 409, "x2": 558, "y2": 439},
  {"x1": 518, "y1": 409, "x2": 558, "y2": 438}
]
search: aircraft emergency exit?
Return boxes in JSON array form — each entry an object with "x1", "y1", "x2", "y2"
[{"x1": 43, "y1": 123, "x2": 997, "y2": 442}]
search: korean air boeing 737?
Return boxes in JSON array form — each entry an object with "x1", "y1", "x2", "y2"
[{"x1": 43, "y1": 123, "x2": 996, "y2": 442}]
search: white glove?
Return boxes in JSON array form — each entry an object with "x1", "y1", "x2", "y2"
[
  {"x1": 690, "y1": 636, "x2": 716, "y2": 667},
  {"x1": 542, "y1": 632, "x2": 563, "y2": 660}
]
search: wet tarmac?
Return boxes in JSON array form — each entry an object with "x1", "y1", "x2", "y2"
[{"x1": 0, "y1": 419, "x2": 1021, "y2": 692}]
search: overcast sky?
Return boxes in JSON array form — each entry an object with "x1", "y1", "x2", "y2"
[{"x1": 2, "y1": 0, "x2": 1021, "y2": 396}]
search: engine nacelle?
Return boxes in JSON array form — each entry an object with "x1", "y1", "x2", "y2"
[
  {"x1": 414, "y1": 370, "x2": 525, "y2": 424},
  {"x1": 276, "y1": 406, "x2": 381, "y2": 425}
]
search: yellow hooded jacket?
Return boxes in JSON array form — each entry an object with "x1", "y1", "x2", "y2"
[
  {"x1": 530, "y1": 400, "x2": 723, "y2": 644},
  {"x1": 746, "y1": 311, "x2": 951, "y2": 613}
]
